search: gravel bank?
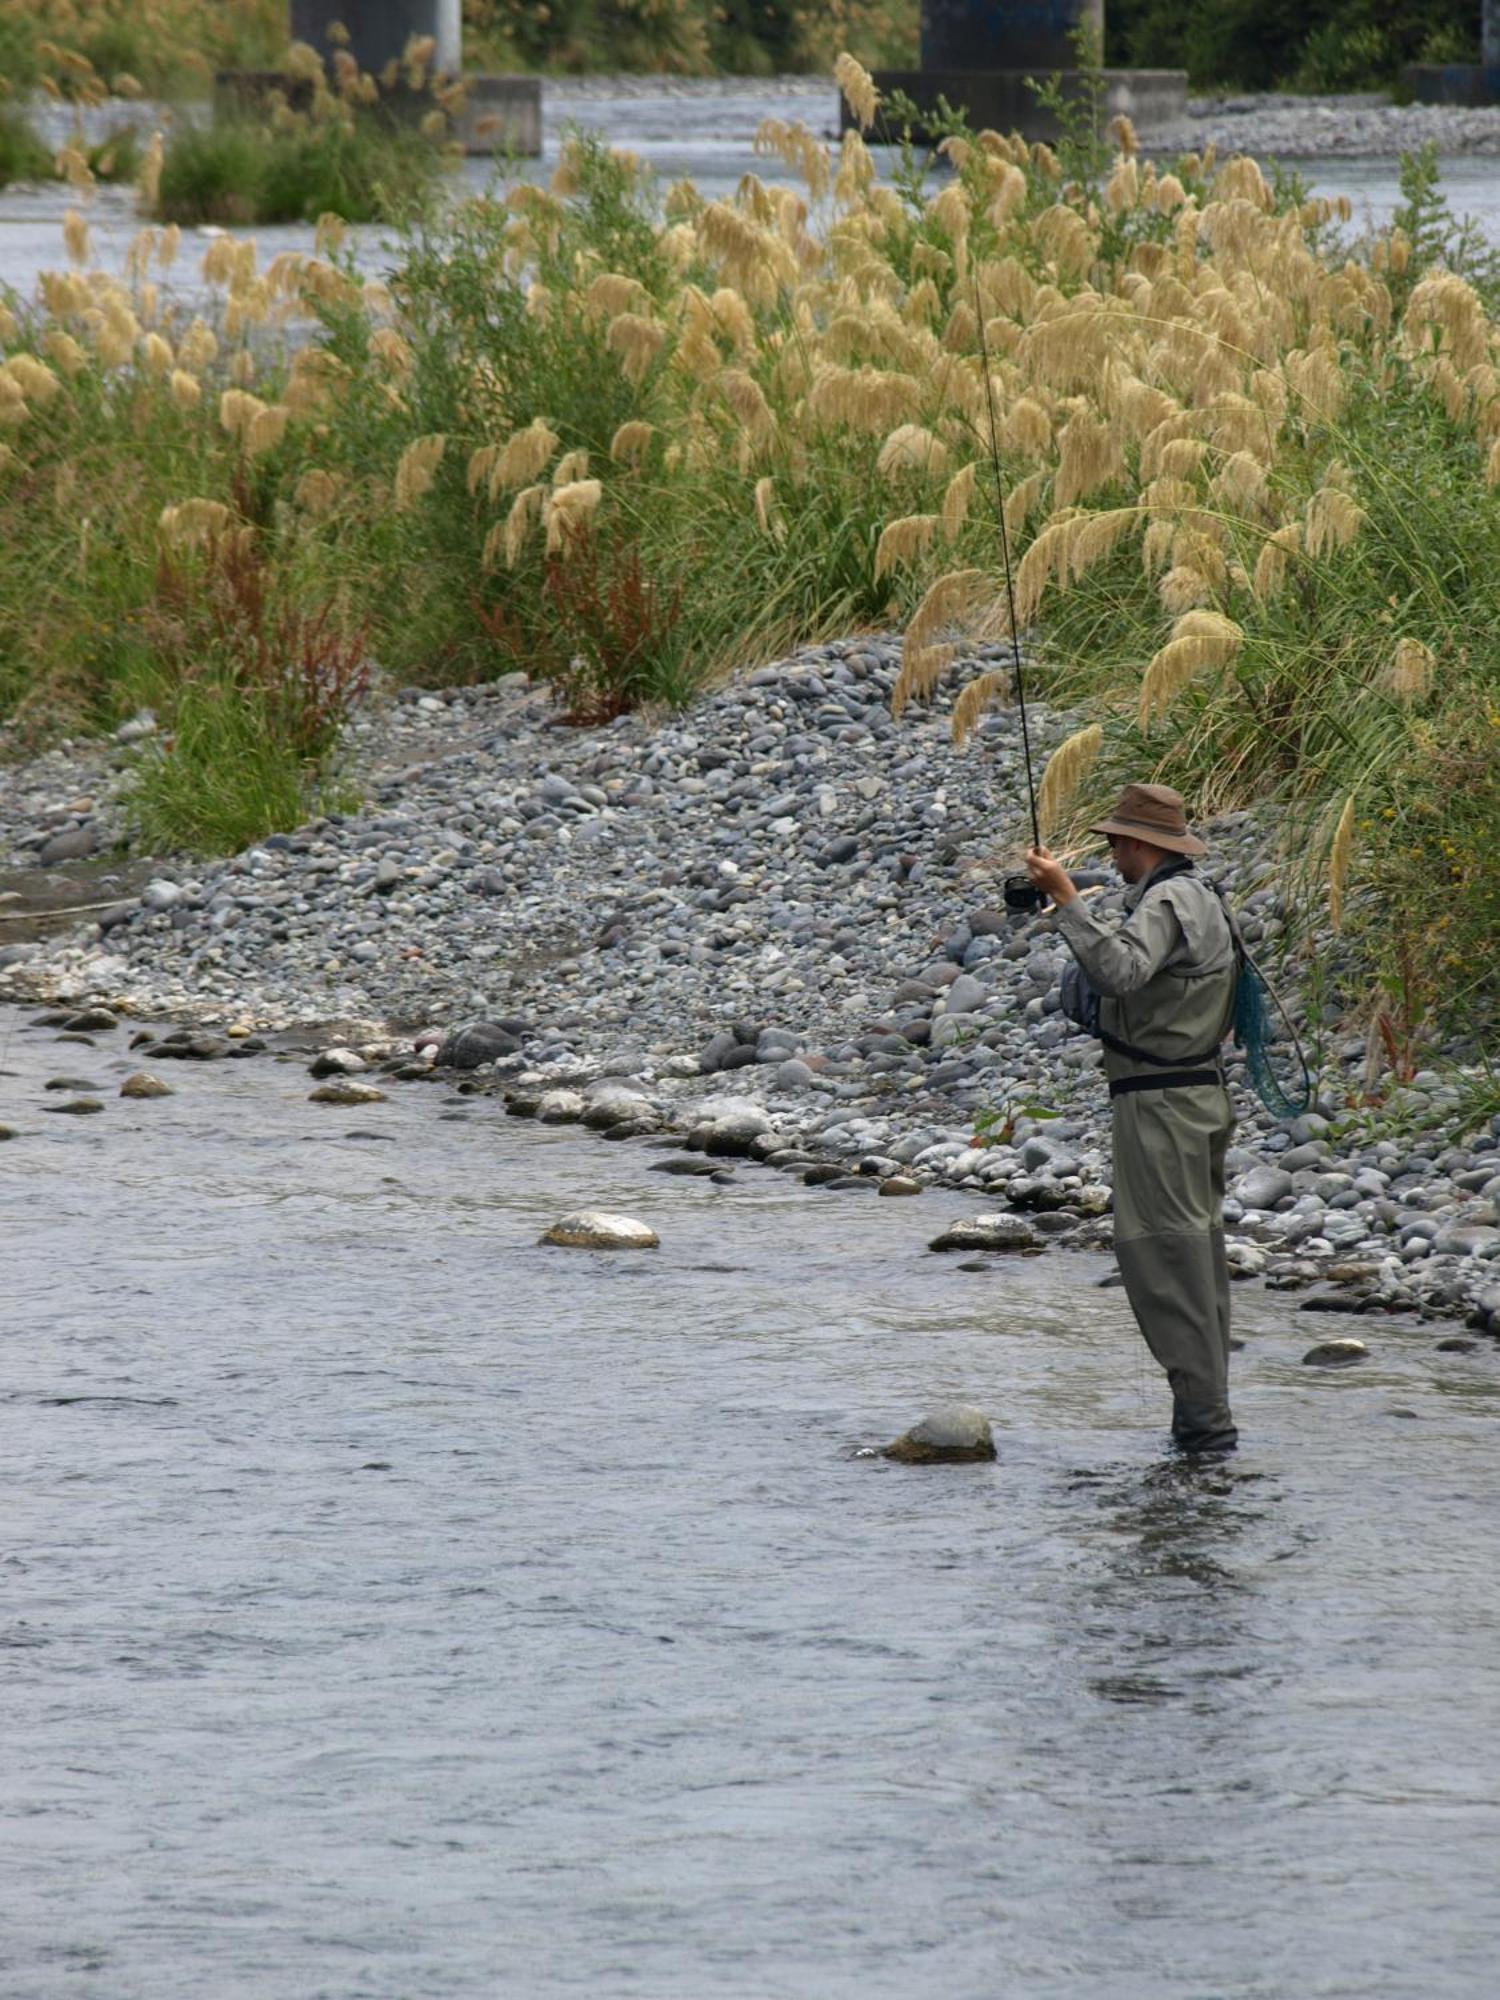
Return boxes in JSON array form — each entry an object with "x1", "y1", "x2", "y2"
[{"x1": 4, "y1": 642, "x2": 1499, "y2": 1338}]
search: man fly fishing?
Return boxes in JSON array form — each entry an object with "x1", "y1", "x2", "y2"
[{"x1": 1026, "y1": 789, "x2": 1239, "y2": 1455}]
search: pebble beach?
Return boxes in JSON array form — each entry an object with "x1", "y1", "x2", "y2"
[{"x1": 5, "y1": 636, "x2": 1499, "y2": 1343}]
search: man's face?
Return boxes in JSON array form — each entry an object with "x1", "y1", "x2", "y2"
[{"x1": 1109, "y1": 834, "x2": 1156, "y2": 883}]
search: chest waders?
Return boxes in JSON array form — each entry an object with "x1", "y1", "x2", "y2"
[{"x1": 1064, "y1": 863, "x2": 1239, "y2": 1454}]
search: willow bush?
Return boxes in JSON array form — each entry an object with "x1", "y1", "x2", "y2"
[{"x1": 0, "y1": 55, "x2": 1497, "y2": 1045}]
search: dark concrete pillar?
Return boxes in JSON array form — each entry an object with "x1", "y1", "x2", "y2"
[
  {"x1": 921, "y1": 0, "x2": 1104, "y2": 75},
  {"x1": 291, "y1": 1, "x2": 461, "y2": 77}
]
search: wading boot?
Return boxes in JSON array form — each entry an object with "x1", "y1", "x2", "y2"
[{"x1": 1171, "y1": 1398, "x2": 1238, "y2": 1456}]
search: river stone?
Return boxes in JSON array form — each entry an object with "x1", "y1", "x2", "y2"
[
  {"x1": 119, "y1": 1072, "x2": 172, "y2": 1098},
  {"x1": 0, "y1": 1124, "x2": 15, "y2": 1139},
  {"x1": 37, "y1": 824, "x2": 98, "y2": 865},
  {"x1": 929, "y1": 1214, "x2": 1037, "y2": 1252},
  {"x1": 1233, "y1": 1166, "x2": 1295, "y2": 1210},
  {"x1": 693, "y1": 1099, "x2": 773, "y2": 1156},
  {"x1": 540, "y1": 1211, "x2": 659, "y2": 1249},
  {"x1": 878, "y1": 1175, "x2": 923, "y2": 1196},
  {"x1": 581, "y1": 1086, "x2": 658, "y2": 1132},
  {"x1": 308, "y1": 1080, "x2": 388, "y2": 1105},
  {"x1": 1431, "y1": 1223, "x2": 1500, "y2": 1258},
  {"x1": 62, "y1": 1007, "x2": 118, "y2": 1032},
  {"x1": 435, "y1": 1022, "x2": 522, "y2": 1069},
  {"x1": 43, "y1": 1098, "x2": 104, "y2": 1114},
  {"x1": 308, "y1": 1047, "x2": 367, "y2": 1078},
  {"x1": 1302, "y1": 1337, "x2": 1369, "y2": 1366},
  {"x1": 882, "y1": 1404, "x2": 996, "y2": 1464},
  {"x1": 534, "y1": 1089, "x2": 585, "y2": 1123}
]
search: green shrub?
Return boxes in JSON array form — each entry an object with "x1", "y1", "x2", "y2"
[
  {"x1": 0, "y1": 105, "x2": 53, "y2": 187},
  {"x1": 155, "y1": 106, "x2": 450, "y2": 227}
]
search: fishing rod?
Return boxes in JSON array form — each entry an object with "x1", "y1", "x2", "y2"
[{"x1": 971, "y1": 279, "x2": 1045, "y2": 911}]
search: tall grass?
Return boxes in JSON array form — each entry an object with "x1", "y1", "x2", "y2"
[
  {"x1": 1, "y1": 0, "x2": 917, "y2": 96},
  {"x1": 0, "y1": 0, "x2": 283, "y2": 102},
  {"x1": 0, "y1": 64, "x2": 1496, "y2": 1061}
]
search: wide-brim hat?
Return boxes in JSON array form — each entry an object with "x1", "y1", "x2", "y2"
[{"x1": 1088, "y1": 781, "x2": 1206, "y2": 857}]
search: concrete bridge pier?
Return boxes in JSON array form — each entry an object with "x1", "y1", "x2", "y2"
[
  {"x1": 291, "y1": 1, "x2": 462, "y2": 78},
  {"x1": 221, "y1": 0, "x2": 540, "y2": 153},
  {"x1": 852, "y1": 0, "x2": 1186, "y2": 144}
]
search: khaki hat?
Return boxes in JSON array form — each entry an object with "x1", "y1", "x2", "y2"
[{"x1": 1087, "y1": 781, "x2": 1206, "y2": 857}]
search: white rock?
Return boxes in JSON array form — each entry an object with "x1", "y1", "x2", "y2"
[{"x1": 540, "y1": 1211, "x2": 659, "y2": 1249}]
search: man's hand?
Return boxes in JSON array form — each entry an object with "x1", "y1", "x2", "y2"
[{"x1": 1025, "y1": 844, "x2": 1077, "y2": 907}]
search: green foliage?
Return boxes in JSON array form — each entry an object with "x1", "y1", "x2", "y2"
[
  {"x1": 124, "y1": 535, "x2": 369, "y2": 854},
  {"x1": 0, "y1": 0, "x2": 284, "y2": 103},
  {"x1": 0, "y1": 104, "x2": 52, "y2": 186},
  {"x1": 1105, "y1": 0, "x2": 1475, "y2": 88},
  {"x1": 1391, "y1": 142, "x2": 1500, "y2": 311},
  {"x1": 460, "y1": 0, "x2": 916, "y2": 74},
  {"x1": 155, "y1": 107, "x2": 450, "y2": 227}
]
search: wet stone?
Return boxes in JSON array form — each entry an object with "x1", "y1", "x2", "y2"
[
  {"x1": 119, "y1": 1073, "x2": 172, "y2": 1099},
  {"x1": 878, "y1": 1175, "x2": 923, "y2": 1196},
  {"x1": 43, "y1": 1098, "x2": 104, "y2": 1114},
  {"x1": 881, "y1": 1404, "x2": 997, "y2": 1465},
  {"x1": 929, "y1": 1214, "x2": 1038, "y2": 1252},
  {"x1": 540, "y1": 1211, "x2": 659, "y2": 1249},
  {"x1": 308, "y1": 1081, "x2": 388, "y2": 1106},
  {"x1": 1302, "y1": 1337, "x2": 1369, "y2": 1367}
]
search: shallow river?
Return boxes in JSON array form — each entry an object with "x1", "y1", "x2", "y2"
[
  {"x1": 3, "y1": 1003, "x2": 1499, "y2": 1996},
  {"x1": 2, "y1": 80, "x2": 1498, "y2": 311}
]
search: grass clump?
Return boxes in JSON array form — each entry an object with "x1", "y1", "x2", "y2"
[
  {"x1": 124, "y1": 531, "x2": 369, "y2": 853},
  {"x1": 0, "y1": 103, "x2": 51, "y2": 185},
  {"x1": 153, "y1": 45, "x2": 457, "y2": 228}
]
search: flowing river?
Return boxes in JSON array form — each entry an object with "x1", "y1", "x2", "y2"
[{"x1": 3, "y1": 1004, "x2": 1499, "y2": 1996}]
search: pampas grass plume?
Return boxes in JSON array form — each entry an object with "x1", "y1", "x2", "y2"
[{"x1": 1037, "y1": 723, "x2": 1103, "y2": 834}]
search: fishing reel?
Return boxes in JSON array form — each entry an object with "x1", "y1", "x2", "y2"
[{"x1": 1003, "y1": 873, "x2": 1047, "y2": 915}]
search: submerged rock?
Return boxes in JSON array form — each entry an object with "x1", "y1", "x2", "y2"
[
  {"x1": 1302, "y1": 1337, "x2": 1369, "y2": 1367},
  {"x1": 43, "y1": 1098, "x2": 104, "y2": 1114},
  {"x1": 119, "y1": 1072, "x2": 172, "y2": 1099},
  {"x1": 881, "y1": 1404, "x2": 996, "y2": 1464},
  {"x1": 540, "y1": 1211, "x2": 659, "y2": 1249}
]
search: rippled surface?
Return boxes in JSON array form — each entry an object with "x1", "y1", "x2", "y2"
[{"x1": 3, "y1": 1005, "x2": 1499, "y2": 1996}]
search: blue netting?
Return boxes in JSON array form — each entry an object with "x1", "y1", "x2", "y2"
[{"x1": 1233, "y1": 955, "x2": 1312, "y2": 1119}]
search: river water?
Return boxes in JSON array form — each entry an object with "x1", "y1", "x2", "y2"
[
  {"x1": 2, "y1": 80, "x2": 1499, "y2": 310},
  {"x1": 3, "y1": 1003, "x2": 1499, "y2": 1996}
]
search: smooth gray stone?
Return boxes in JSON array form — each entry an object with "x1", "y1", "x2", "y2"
[
  {"x1": 1233, "y1": 1166, "x2": 1295, "y2": 1210},
  {"x1": 943, "y1": 973, "x2": 988, "y2": 1014},
  {"x1": 37, "y1": 825, "x2": 97, "y2": 865},
  {"x1": 929, "y1": 1214, "x2": 1037, "y2": 1252}
]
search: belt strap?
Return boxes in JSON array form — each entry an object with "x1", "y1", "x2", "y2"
[{"x1": 1109, "y1": 1069, "x2": 1223, "y2": 1097}]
